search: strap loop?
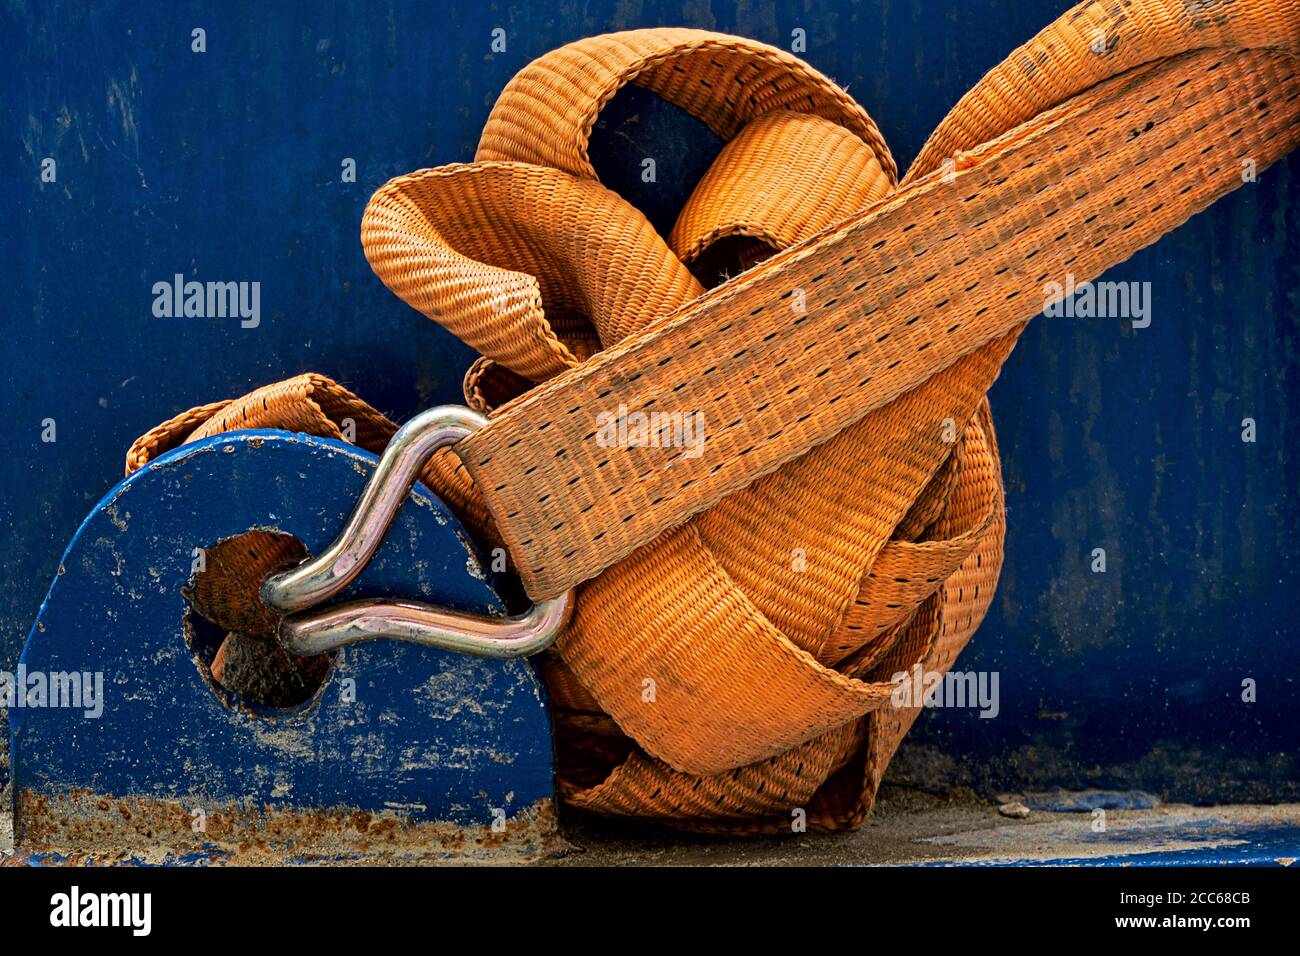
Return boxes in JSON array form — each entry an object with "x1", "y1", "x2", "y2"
[
  {"x1": 126, "y1": 0, "x2": 1300, "y2": 831},
  {"x1": 458, "y1": 47, "x2": 1300, "y2": 601}
]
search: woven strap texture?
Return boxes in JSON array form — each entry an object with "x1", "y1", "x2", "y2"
[{"x1": 127, "y1": 0, "x2": 1300, "y2": 832}]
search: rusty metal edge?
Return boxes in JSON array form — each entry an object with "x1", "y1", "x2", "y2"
[{"x1": 11, "y1": 788, "x2": 565, "y2": 866}]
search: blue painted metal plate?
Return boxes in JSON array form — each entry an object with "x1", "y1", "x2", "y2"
[{"x1": 9, "y1": 430, "x2": 554, "y2": 859}]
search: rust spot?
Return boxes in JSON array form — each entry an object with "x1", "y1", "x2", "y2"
[{"x1": 15, "y1": 789, "x2": 562, "y2": 864}]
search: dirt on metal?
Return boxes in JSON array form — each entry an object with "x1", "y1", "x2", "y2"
[
  {"x1": 552, "y1": 787, "x2": 1300, "y2": 866},
  {"x1": 4, "y1": 785, "x2": 1299, "y2": 866},
  {"x1": 12, "y1": 788, "x2": 562, "y2": 865}
]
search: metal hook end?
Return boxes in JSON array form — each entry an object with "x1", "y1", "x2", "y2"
[
  {"x1": 279, "y1": 589, "x2": 574, "y2": 659},
  {"x1": 260, "y1": 405, "x2": 573, "y2": 659}
]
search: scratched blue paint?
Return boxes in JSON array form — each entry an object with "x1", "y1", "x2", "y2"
[
  {"x1": 933, "y1": 826, "x2": 1300, "y2": 867},
  {"x1": 10, "y1": 431, "x2": 553, "y2": 828},
  {"x1": 2, "y1": 0, "x2": 1298, "y2": 802},
  {"x1": 9, "y1": 849, "x2": 223, "y2": 867}
]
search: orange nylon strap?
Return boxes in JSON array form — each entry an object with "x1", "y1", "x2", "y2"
[
  {"x1": 456, "y1": 43, "x2": 1300, "y2": 601},
  {"x1": 127, "y1": 0, "x2": 1300, "y2": 832}
]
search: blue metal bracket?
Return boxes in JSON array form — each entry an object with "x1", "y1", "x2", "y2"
[{"x1": 8, "y1": 431, "x2": 557, "y2": 864}]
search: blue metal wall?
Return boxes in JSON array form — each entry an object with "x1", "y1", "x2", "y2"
[{"x1": 4, "y1": 0, "x2": 1297, "y2": 799}]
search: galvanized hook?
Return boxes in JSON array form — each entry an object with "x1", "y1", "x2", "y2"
[
  {"x1": 278, "y1": 593, "x2": 574, "y2": 659},
  {"x1": 261, "y1": 405, "x2": 573, "y2": 658}
]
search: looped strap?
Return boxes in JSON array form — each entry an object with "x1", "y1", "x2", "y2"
[{"x1": 126, "y1": 0, "x2": 1300, "y2": 832}]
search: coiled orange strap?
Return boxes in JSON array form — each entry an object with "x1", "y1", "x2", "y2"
[{"x1": 129, "y1": 0, "x2": 1300, "y2": 831}]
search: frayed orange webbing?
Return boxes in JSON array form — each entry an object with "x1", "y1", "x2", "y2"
[{"x1": 128, "y1": 0, "x2": 1300, "y2": 832}]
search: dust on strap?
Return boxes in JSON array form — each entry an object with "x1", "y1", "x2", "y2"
[{"x1": 128, "y1": 0, "x2": 1300, "y2": 831}]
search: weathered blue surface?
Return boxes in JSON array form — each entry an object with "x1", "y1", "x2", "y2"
[
  {"x1": 3, "y1": 0, "x2": 1297, "y2": 801},
  {"x1": 10, "y1": 431, "x2": 553, "y2": 827},
  {"x1": 1030, "y1": 828, "x2": 1300, "y2": 867},
  {"x1": 939, "y1": 826, "x2": 1300, "y2": 867}
]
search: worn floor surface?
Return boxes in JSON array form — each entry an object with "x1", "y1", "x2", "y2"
[{"x1": 2, "y1": 786, "x2": 1297, "y2": 866}]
